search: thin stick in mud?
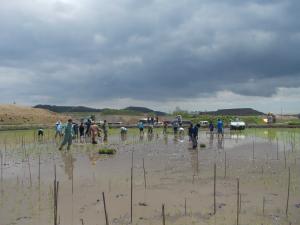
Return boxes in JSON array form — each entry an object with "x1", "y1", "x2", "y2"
[
  {"x1": 184, "y1": 198, "x2": 187, "y2": 216},
  {"x1": 80, "y1": 218, "x2": 84, "y2": 225},
  {"x1": 286, "y1": 167, "x2": 291, "y2": 216},
  {"x1": 162, "y1": 204, "x2": 166, "y2": 225},
  {"x1": 130, "y1": 150, "x2": 133, "y2": 224},
  {"x1": 284, "y1": 147, "x2": 287, "y2": 169},
  {"x1": 237, "y1": 178, "x2": 240, "y2": 225},
  {"x1": 71, "y1": 156, "x2": 74, "y2": 195},
  {"x1": 0, "y1": 151, "x2": 3, "y2": 184},
  {"x1": 276, "y1": 138, "x2": 279, "y2": 160},
  {"x1": 224, "y1": 152, "x2": 227, "y2": 178},
  {"x1": 143, "y1": 158, "x2": 147, "y2": 189},
  {"x1": 214, "y1": 163, "x2": 216, "y2": 215},
  {"x1": 252, "y1": 140, "x2": 255, "y2": 161},
  {"x1": 102, "y1": 192, "x2": 109, "y2": 225},
  {"x1": 27, "y1": 156, "x2": 32, "y2": 187},
  {"x1": 38, "y1": 154, "x2": 41, "y2": 189},
  {"x1": 263, "y1": 196, "x2": 265, "y2": 216},
  {"x1": 53, "y1": 180, "x2": 59, "y2": 225}
]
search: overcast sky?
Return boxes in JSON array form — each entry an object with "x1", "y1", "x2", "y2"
[{"x1": 0, "y1": 0, "x2": 300, "y2": 113}]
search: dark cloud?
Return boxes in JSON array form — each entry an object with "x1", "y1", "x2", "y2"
[{"x1": 0, "y1": 0, "x2": 300, "y2": 108}]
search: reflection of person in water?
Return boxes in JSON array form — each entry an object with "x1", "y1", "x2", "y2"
[
  {"x1": 147, "y1": 132, "x2": 154, "y2": 142},
  {"x1": 188, "y1": 148, "x2": 199, "y2": 177},
  {"x1": 139, "y1": 132, "x2": 144, "y2": 142},
  {"x1": 60, "y1": 151, "x2": 75, "y2": 180},
  {"x1": 208, "y1": 133, "x2": 214, "y2": 149},
  {"x1": 120, "y1": 127, "x2": 127, "y2": 142},
  {"x1": 163, "y1": 133, "x2": 168, "y2": 145},
  {"x1": 217, "y1": 136, "x2": 224, "y2": 150},
  {"x1": 173, "y1": 133, "x2": 178, "y2": 144}
]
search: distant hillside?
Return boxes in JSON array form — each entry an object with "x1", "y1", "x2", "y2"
[
  {"x1": 198, "y1": 108, "x2": 265, "y2": 116},
  {"x1": 34, "y1": 105, "x2": 167, "y2": 116},
  {"x1": 124, "y1": 106, "x2": 167, "y2": 116},
  {"x1": 0, "y1": 104, "x2": 68, "y2": 125},
  {"x1": 34, "y1": 105, "x2": 102, "y2": 113}
]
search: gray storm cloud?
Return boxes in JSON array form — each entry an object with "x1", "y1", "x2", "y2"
[{"x1": 0, "y1": 0, "x2": 300, "y2": 105}]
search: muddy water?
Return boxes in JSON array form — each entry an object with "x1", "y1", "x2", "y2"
[{"x1": 0, "y1": 129, "x2": 299, "y2": 225}]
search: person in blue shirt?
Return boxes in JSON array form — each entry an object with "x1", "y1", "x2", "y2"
[
  {"x1": 217, "y1": 118, "x2": 224, "y2": 138},
  {"x1": 191, "y1": 124, "x2": 200, "y2": 149},
  {"x1": 138, "y1": 121, "x2": 144, "y2": 135}
]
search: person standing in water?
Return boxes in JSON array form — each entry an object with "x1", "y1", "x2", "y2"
[
  {"x1": 191, "y1": 124, "x2": 200, "y2": 149},
  {"x1": 217, "y1": 118, "x2": 224, "y2": 138},
  {"x1": 55, "y1": 120, "x2": 62, "y2": 138},
  {"x1": 209, "y1": 121, "x2": 214, "y2": 134},
  {"x1": 59, "y1": 119, "x2": 73, "y2": 150},
  {"x1": 102, "y1": 120, "x2": 109, "y2": 142},
  {"x1": 138, "y1": 121, "x2": 144, "y2": 135},
  {"x1": 90, "y1": 121, "x2": 99, "y2": 144},
  {"x1": 79, "y1": 122, "x2": 85, "y2": 143}
]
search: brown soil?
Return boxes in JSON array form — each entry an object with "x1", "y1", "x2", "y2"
[{"x1": 0, "y1": 104, "x2": 68, "y2": 125}]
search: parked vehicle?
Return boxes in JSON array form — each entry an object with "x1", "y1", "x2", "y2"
[
  {"x1": 230, "y1": 118, "x2": 246, "y2": 130},
  {"x1": 199, "y1": 121, "x2": 209, "y2": 127}
]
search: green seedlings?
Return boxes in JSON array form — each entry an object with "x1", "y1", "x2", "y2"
[
  {"x1": 200, "y1": 143, "x2": 206, "y2": 148},
  {"x1": 98, "y1": 148, "x2": 116, "y2": 155}
]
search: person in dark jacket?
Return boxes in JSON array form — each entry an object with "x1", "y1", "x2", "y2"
[
  {"x1": 191, "y1": 124, "x2": 200, "y2": 149},
  {"x1": 209, "y1": 121, "x2": 214, "y2": 134}
]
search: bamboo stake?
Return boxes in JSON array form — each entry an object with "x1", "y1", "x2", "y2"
[
  {"x1": 286, "y1": 167, "x2": 291, "y2": 216},
  {"x1": 284, "y1": 148, "x2": 287, "y2": 169},
  {"x1": 0, "y1": 152, "x2": 3, "y2": 183},
  {"x1": 80, "y1": 218, "x2": 84, "y2": 225},
  {"x1": 196, "y1": 149, "x2": 199, "y2": 175},
  {"x1": 237, "y1": 178, "x2": 240, "y2": 225},
  {"x1": 263, "y1": 196, "x2": 265, "y2": 216},
  {"x1": 28, "y1": 156, "x2": 32, "y2": 187},
  {"x1": 71, "y1": 156, "x2": 74, "y2": 195},
  {"x1": 239, "y1": 193, "x2": 242, "y2": 213},
  {"x1": 276, "y1": 138, "x2": 279, "y2": 160},
  {"x1": 252, "y1": 140, "x2": 255, "y2": 161},
  {"x1": 184, "y1": 198, "x2": 187, "y2": 216},
  {"x1": 143, "y1": 158, "x2": 147, "y2": 189},
  {"x1": 224, "y1": 152, "x2": 227, "y2": 178},
  {"x1": 102, "y1": 192, "x2": 109, "y2": 225},
  {"x1": 38, "y1": 154, "x2": 41, "y2": 189},
  {"x1": 162, "y1": 204, "x2": 166, "y2": 225},
  {"x1": 214, "y1": 163, "x2": 216, "y2": 215},
  {"x1": 130, "y1": 166, "x2": 133, "y2": 223}
]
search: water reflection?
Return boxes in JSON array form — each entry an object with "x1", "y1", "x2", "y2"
[
  {"x1": 188, "y1": 149, "x2": 199, "y2": 177},
  {"x1": 147, "y1": 133, "x2": 154, "y2": 142},
  {"x1": 139, "y1": 133, "x2": 144, "y2": 142},
  {"x1": 163, "y1": 134, "x2": 168, "y2": 145},
  {"x1": 121, "y1": 133, "x2": 127, "y2": 142},
  {"x1": 217, "y1": 137, "x2": 224, "y2": 150},
  {"x1": 208, "y1": 134, "x2": 214, "y2": 149},
  {"x1": 60, "y1": 151, "x2": 75, "y2": 180},
  {"x1": 173, "y1": 134, "x2": 178, "y2": 144}
]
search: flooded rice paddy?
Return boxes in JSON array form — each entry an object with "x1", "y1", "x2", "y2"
[{"x1": 0, "y1": 128, "x2": 299, "y2": 225}]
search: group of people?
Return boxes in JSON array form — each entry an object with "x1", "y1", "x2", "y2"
[
  {"x1": 208, "y1": 118, "x2": 224, "y2": 138},
  {"x1": 57, "y1": 119, "x2": 109, "y2": 150},
  {"x1": 54, "y1": 116, "x2": 225, "y2": 151}
]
